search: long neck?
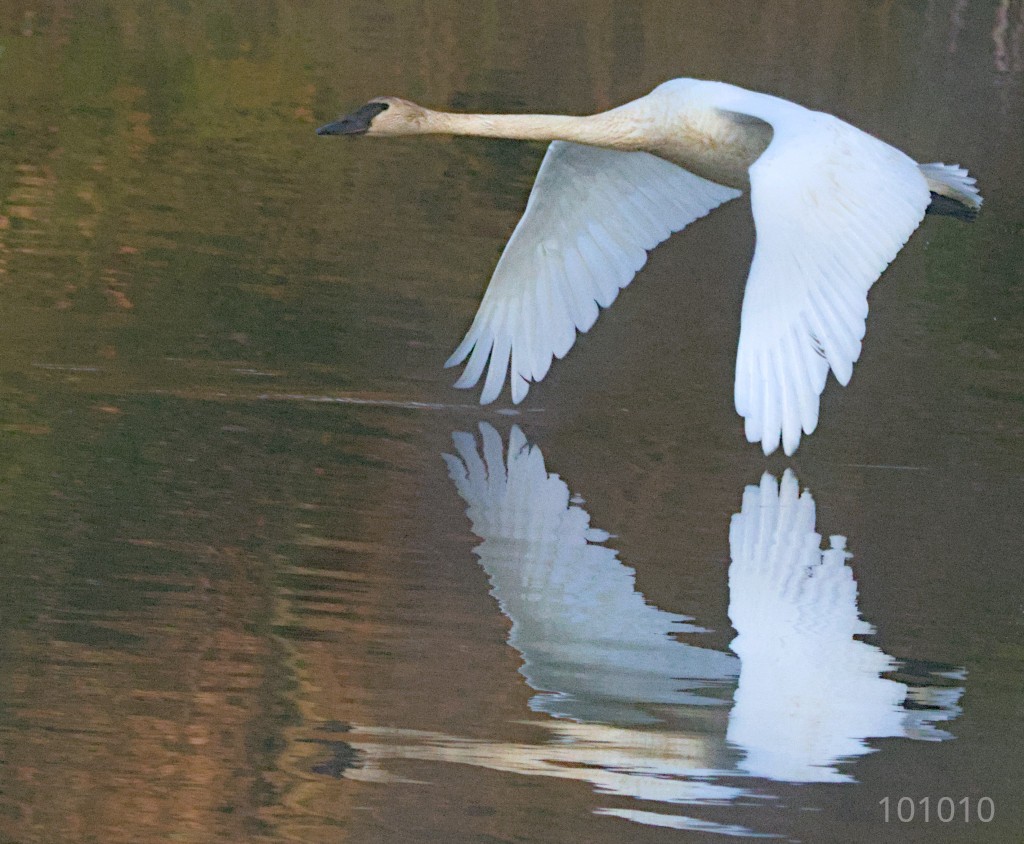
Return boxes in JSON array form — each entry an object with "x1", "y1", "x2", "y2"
[{"x1": 421, "y1": 109, "x2": 642, "y2": 150}]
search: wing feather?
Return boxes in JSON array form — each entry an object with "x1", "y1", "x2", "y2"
[
  {"x1": 723, "y1": 93, "x2": 932, "y2": 454},
  {"x1": 446, "y1": 140, "x2": 740, "y2": 403}
]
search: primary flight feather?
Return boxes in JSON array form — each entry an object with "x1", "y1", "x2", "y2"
[{"x1": 318, "y1": 79, "x2": 981, "y2": 455}]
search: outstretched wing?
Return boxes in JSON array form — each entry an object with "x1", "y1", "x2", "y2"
[
  {"x1": 446, "y1": 140, "x2": 740, "y2": 404},
  {"x1": 724, "y1": 91, "x2": 932, "y2": 455}
]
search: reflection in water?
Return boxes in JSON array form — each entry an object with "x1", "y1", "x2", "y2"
[
  {"x1": 348, "y1": 721, "x2": 750, "y2": 817},
  {"x1": 0, "y1": 3, "x2": 1016, "y2": 841},
  {"x1": 347, "y1": 425, "x2": 964, "y2": 835},
  {"x1": 727, "y1": 472, "x2": 963, "y2": 783},
  {"x1": 992, "y1": 0, "x2": 1024, "y2": 72},
  {"x1": 443, "y1": 423, "x2": 738, "y2": 724}
]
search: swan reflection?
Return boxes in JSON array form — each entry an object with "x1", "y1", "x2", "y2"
[
  {"x1": 346, "y1": 424, "x2": 963, "y2": 835},
  {"x1": 726, "y1": 471, "x2": 961, "y2": 783},
  {"x1": 443, "y1": 423, "x2": 738, "y2": 724}
]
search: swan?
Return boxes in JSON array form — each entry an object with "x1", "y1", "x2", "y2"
[{"x1": 317, "y1": 79, "x2": 982, "y2": 455}]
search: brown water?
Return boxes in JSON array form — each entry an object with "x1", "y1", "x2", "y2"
[{"x1": 0, "y1": 2, "x2": 1022, "y2": 842}]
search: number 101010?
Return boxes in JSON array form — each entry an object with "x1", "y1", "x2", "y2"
[{"x1": 880, "y1": 796, "x2": 995, "y2": 823}]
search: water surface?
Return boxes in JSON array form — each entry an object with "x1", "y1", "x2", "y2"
[{"x1": 0, "y1": 2, "x2": 1022, "y2": 842}]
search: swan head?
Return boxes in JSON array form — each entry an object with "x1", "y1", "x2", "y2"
[{"x1": 316, "y1": 97, "x2": 429, "y2": 137}]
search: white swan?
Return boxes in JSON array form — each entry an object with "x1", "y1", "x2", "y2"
[{"x1": 318, "y1": 79, "x2": 982, "y2": 454}]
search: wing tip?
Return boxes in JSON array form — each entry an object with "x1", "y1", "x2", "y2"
[
  {"x1": 453, "y1": 368, "x2": 482, "y2": 390},
  {"x1": 510, "y1": 373, "x2": 530, "y2": 404}
]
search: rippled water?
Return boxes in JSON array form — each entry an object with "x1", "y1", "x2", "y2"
[{"x1": 0, "y1": 2, "x2": 1022, "y2": 842}]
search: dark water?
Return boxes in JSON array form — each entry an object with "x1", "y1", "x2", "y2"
[{"x1": 0, "y1": 2, "x2": 1022, "y2": 842}]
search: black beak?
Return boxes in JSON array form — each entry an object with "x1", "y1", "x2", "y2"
[{"x1": 316, "y1": 102, "x2": 389, "y2": 136}]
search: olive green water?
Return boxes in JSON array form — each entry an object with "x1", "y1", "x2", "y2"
[{"x1": 0, "y1": 2, "x2": 1022, "y2": 842}]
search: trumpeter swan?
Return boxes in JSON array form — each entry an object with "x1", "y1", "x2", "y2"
[{"x1": 318, "y1": 79, "x2": 982, "y2": 455}]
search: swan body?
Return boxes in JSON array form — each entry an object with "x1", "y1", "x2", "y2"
[{"x1": 318, "y1": 79, "x2": 982, "y2": 455}]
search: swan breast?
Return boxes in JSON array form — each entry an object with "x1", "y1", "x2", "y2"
[{"x1": 647, "y1": 108, "x2": 773, "y2": 189}]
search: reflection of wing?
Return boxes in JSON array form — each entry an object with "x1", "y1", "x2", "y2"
[
  {"x1": 445, "y1": 141, "x2": 740, "y2": 404},
  {"x1": 444, "y1": 422, "x2": 737, "y2": 724},
  {"x1": 348, "y1": 722, "x2": 752, "y2": 833},
  {"x1": 726, "y1": 471, "x2": 963, "y2": 782}
]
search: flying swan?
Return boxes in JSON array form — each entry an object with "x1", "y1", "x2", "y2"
[{"x1": 318, "y1": 79, "x2": 982, "y2": 455}]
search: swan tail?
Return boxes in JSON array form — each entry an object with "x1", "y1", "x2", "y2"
[{"x1": 920, "y1": 162, "x2": 982, "y2": 219}]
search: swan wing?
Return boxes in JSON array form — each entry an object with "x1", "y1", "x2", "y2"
[
  {"x1": 446, "y1": 140, "x2": 740, "y2": 404},
  {"x1": 725, "y1": 92, "x2": 931, "y2": 455}
]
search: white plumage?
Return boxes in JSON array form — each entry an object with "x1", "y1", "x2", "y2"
[
  {"x1": 720, "y1": 88, "x2": 946, "y2": 454},
  {"x1": 320, "y1": 79, "x2": 982, "y2": 454},
  {"x1": 444, "y1": 142, "x2": 740, "y2": 405}
]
